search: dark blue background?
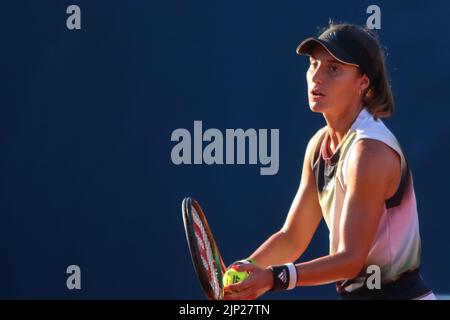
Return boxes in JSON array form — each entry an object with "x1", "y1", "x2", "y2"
[{"x1": 1, "y1": 1, "x2": 449, "y2": 299}]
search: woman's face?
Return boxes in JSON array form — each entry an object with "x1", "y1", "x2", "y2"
[{"x1": 306, "y1": 45, "x2": 369, "y2": 116}]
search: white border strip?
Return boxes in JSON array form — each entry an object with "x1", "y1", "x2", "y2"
[{"x1": 286, "y1": 263, "x2": 297, "y2": 290}]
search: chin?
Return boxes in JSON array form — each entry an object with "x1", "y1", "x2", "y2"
[{"x1": 309, "y1": 101, "x2": 330, "y2": 113}]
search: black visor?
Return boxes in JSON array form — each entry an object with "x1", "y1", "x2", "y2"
[{"x1": 296, "y1": 26, "x2": 377, "y2": 81}]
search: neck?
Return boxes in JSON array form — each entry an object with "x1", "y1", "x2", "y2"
[{"x1": 323, "y1": 105, "x2": 363, "y2": 152}]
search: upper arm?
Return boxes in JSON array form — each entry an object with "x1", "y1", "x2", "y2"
[
  {"x1": 339, "y1": 139, "x2": 401, "y2": 264},
  {"x1": 280, "y1": 134, "x2": 323, "y2": 256}
]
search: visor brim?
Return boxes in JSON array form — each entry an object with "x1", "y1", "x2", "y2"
[{"x1": 296, "y1": 38, "x2": 359, "y2": 67}]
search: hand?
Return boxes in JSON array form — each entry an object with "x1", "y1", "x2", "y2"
[{"x1": 223, "y1": 263, "x2": 273, "y2": 300}]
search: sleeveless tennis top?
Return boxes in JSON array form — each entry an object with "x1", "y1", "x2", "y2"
[{"x1": 309, "y1": 108, "x2": 422, "y2": 292}]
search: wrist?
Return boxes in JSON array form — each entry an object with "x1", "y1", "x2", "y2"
[
  {"x1": 264, "y1": 267, "x2": 275, "y2": 291},
  {"x1": 268, "y1": 263, "x2": 298, "y2": 291}
]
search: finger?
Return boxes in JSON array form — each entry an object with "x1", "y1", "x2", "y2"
[
  {"x1": 224, "y1": 275, "x2": 255, "y2": 292},
  {"x1": 232, "y1": 263, "x2": 257, "y2": 272},
  {"x1": 223, "y1": 284, "x2": 238, "y2": 293},
  {"x1": 223, "y1": 287, "x2": 254, "y2": 300}
]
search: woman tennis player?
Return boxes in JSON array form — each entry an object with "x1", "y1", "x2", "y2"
[{"x1": 224, "y1": 22, "x2": 435, "y2": 300}]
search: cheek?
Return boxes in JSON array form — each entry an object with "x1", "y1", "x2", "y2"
[{"x1": 330, "y1": 76, "x2": 358, "y2": 98}]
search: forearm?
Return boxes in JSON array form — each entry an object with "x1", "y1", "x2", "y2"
[
  {"x1": 295, "y1": 252, "x2": 363, "y2": 286},
  {"x1": 248, "y1": 230, "x2": 305, "y2": 268},
  {"x1": 225, "y1": 251, "x2": 365, "y2": 299}
]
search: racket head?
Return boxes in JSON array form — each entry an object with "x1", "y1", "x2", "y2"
[{"x1": 182, "y1": 197, "x2": 226, "y2": 300}]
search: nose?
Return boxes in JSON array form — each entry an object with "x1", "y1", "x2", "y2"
[{"x1": 309, "y1": 64, "x2": 324, "y2": 85}]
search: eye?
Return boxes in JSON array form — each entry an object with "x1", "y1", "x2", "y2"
[
  {"x1": 310, "y1": 61, "x2": 318, "y2": 69},
  {"x1": 329, "y1": 65, "x2": 339, "y2": 72}
]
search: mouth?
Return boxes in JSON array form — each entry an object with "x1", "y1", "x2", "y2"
[
  {"x1": 309, "y1": 88, "x2": 326, "y2": 101},
  {"x1": 310, "y1": 88, "x2": 326, "y2": 97}
]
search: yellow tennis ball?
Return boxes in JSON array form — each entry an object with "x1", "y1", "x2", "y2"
[{"x1": 222, "y1": 268, "x2": 249, "y2": 286}]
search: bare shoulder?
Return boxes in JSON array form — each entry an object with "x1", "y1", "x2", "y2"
[
  {"x1": 347, "y1": 139, "x2": 401, "y2": 190},
  {"x1": 305, "y1": 127, "x2": 327, "y2": 165},
  {"x1": 350, "y1": 139, "x2": 400, "y2": 166}
]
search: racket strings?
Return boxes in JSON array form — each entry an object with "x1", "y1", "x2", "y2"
[{"x1": 192, "y1": 207, "x2": 221, "y2": 298}]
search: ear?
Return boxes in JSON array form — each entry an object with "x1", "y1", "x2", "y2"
[{"x1": 359, "y1": 74, "x2": 371, "y2": 93}]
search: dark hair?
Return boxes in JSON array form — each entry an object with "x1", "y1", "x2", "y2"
[{"x1": 321, "y1": 21, "x2": 395, "y2": 119}]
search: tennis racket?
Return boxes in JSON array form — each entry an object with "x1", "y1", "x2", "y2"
[{"x1": 182, "y1": 197, "x2": 226, "y2": 300}]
